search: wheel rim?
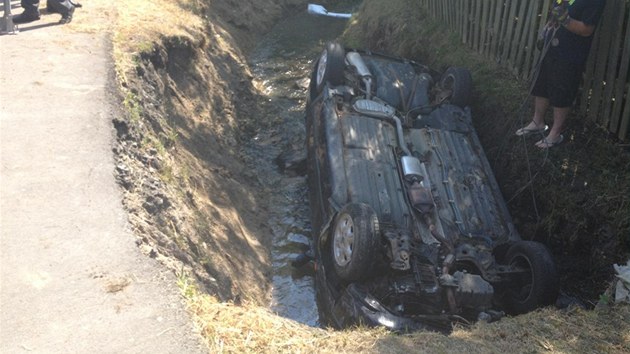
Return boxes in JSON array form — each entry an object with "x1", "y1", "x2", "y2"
[
  {"x1": 442, "y1": 74, "x2": 455, "y2": 91},
  {"x1": 333, "y1": 213, "x2": 354, "y2": 267},
  {"x1": 316, "y1": 50, "x2": 328, "y2": 88},
  {"x1": 510, "y1": 254, "x2": 534, "y2": 303}
]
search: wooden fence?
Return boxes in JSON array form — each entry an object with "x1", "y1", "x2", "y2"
[{"x1": 419, "y1": 0, "x2": 630, "y2": 141}]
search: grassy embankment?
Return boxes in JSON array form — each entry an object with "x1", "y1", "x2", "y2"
[{"x1": 86, "y1": 0, "x2": 630, "y2": 352}]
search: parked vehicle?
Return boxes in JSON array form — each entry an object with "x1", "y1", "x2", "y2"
[{"x1": 305, "y1": 42, "x2": 559, "y2": 331}]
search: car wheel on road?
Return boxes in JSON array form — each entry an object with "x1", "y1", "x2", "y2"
[
  {"x1": 439, "y1": 67, "x2": 472, "y2": 108},
  {"x1": 316, "y1": 42, "x2": 345, "y2": 93},
  {"x1": 331, "y1": 203, "x2": 380, "y2": 283},
  {"x1": 504, "y1": 241, "x2": 559, "y2": 314}
]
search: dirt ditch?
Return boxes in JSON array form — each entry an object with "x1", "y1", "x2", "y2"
[
  {"x1": 112, "y1": 1, "x2": 352, "y2": 326},
  {"x1": 112, "y1": 0, "x2": 628, "y2": 334}
]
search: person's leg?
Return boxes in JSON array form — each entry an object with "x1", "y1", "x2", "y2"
[
  {"x1": 533, "y1": 96, "x2": 549, "y2": 127},
  {"x1": 516, "y1": 55, "x2": 552, "y2": 136},
  {"x1": 535, "y1": 56, "x2": 583, "y2": 148},
  {"x1": 516, "y1": 96, "x2": 550, "y2": 135},
  {"x1": 549, "y1": 107, "x2": 569, "y2": 139},
  {"x1": 13, "y1": 0, "x2": 40, "y2": 24},
  {"x1": 47, "y1": 0, "x2": 75, "y2": 24},
  {"x1": 536, "y1": 106, "x2": 569, "y2": 147}
]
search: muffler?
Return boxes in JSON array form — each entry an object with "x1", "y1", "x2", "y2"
[{"x1": 346, "y1": 52, "x2": 373, "y2": 99}]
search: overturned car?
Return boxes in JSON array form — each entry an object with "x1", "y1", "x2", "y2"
[{"x1": 305, "y1": 43, "x2": 559, "y2": 331}]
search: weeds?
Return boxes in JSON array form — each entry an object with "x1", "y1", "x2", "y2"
[{"x1": 123, "y1": 91, "x2": 142, "y2": 124}]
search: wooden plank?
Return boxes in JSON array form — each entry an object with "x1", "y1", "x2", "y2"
[
  {"x1": 463, "y1": 0, "x2": 470, "y2": 44},
  {"x1": 508, "y1": 0, "x2": 529, "y2": 72},
  {"x1": 496, "y1": 0, "x2": 514, "y2": 59},
  {"x1": 472, "y1": 0, "x2": 479, "y2": 51},
  {"x1": 512, "y1": 0, "x2": 529, "y2": 73},
  {"x1": 472, "y1": 0, "x2": 480, "y2": 50},
  {"x1": 586, "y1": 1, "x2": 616, "y2": 124},
  {"x1": 459, "y1": 0, "x2": 465, "y2": 35},
  {"x1": 489, "y1": 0, "x2": 504, "y2": 58},
  {"x1": 620, "y1": 84, "x2": 630, "y2": 141},
  {"x1": 451, "y1": 0, "x2": 457, "y2": 33},
  {"x1": 611, "y1": 3, "x2": 630, "y2": 138},
  {"x1": 486, "y1": 0, "x2": 496, "y2": 56},
  {"x1": 447, "y1": 0, "x2": 451, "y2": 29},
  {"x1": 540, "y1": 0, "x2": 552, "y2": 24},
  {"x1": 517, "y1": 0, "x2": 537, "y2": 77},
  {"x1": 500, "y1": 0, "x2": 519, "y2": 63},
  {"x1": 524, "y1": 0, "x2": 545, "y2": 79},
  {"x1": 531, "y1": 0, "x2": 553, "y2": 77},
  {"x1": 602, "y1": 0, "x2": 625, "y2": 129},
  {"x1": 474, "y1": 0, "x2": 483, "y2": 52},
  {"x1": 579, "y1": 30, "x2": 601, "y2": 114},
  {"x1": 480, "y1": 0, "x2": 490, "y2": 55},
  {"x1": 453, "y1": 0, "x2": 459, "y2": 35}
]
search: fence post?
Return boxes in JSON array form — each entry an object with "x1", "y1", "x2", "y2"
[{"x1": 1, "y1": 0, "x2": 17, "y2": 35}]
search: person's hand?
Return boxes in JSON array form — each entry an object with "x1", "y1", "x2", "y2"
[{"x1": 551, "y1": 4, "x2": 571, "y2": 26}]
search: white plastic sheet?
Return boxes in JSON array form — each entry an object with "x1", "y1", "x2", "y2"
[{"x1": 613, "y1": 260, "x2": 630, "y2": 303}]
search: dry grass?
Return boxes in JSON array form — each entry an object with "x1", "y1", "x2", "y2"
[
  {"x1": 113, "y1": 0, "x2": 204, "y2": 85},
  {"x1": 179, "y1": 271, "x2": 630, "y2": 354},
  {"x1": 177, "y1": 274, "x2": 389, "y2": 353},
  {"x1": 69, "y1": 0, "x2": 204, "y2": 83}
]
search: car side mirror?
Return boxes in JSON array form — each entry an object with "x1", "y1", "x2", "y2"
[{"x1": 307, "y1": 4, "x2": 352, "y2": 19}]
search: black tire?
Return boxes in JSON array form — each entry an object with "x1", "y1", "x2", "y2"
[
  {"x1": 504, "y1": 241, "x2": 559, "y2": 314},
  {"x1": 439, "y1": 67, "x2": 472, "y2": 108},
  {"x1": 331, "y1": 203, "x2": 380, "y2": 283},
  {"x1": 315, "y1": 42, "x2": 345, "y2": 93}
]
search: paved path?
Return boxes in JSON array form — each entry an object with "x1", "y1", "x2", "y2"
[{"x1": 0, "y1": 13, "x2": 205, "y2": 354}]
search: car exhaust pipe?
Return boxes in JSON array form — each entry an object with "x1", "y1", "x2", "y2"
[
  {"x1": 307, "y1": 4, "x2": 352, "y2": 19},
  {"x1": 353, "y1": 100, "x2": 410, "y2": 155},
  {"x1": 403, "y1": 156, "x2": 435, "y2": 214},
  {"x1": 346, "y1": 52, "x2": 373, "y2": 99}
]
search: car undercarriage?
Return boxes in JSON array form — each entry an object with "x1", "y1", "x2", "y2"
[{"x1": 305, "y1": 42, "x2": 559, "y2": 332}]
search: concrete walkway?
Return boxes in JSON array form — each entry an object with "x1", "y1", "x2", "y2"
[{"x1": 0, "y1": 12, "x2": 205, "y2": 354}]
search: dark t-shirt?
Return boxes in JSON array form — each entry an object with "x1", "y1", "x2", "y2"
[{"x1": 548, "y1": 0, "x2": 606, "y2": 67}]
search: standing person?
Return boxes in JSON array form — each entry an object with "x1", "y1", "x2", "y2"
[
  {"x1": 13, "y1": 0, "x2": 75, "y2": 25},
  {"x1": 515, "y1": 0, "x2": 606, "y2": 149}
]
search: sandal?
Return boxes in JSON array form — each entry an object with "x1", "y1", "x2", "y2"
[
  {"x1": 515, "y1": 121, "x2": 549, "y2": 136},
  {"x1": 535, "y1": 134, "x2": 564, "y2": 149}
]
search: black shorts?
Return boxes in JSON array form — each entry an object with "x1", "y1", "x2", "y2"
[{"x1": 531, "y1": 55, "x2": 583, "y2": 108}]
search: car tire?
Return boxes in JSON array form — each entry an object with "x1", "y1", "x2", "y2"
[
  {"x1": 315, "y1": 42, "x2": 345, "y2": 93},
  {"x1": 331, "y1": 203, "x2": 380, "y2": 283},
  {"x1": 504, "y1": 241, "x2": 559, "y2": 314},
  {"x1": 439, "y1": 67, "x2": 472, "y2": 108}
]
